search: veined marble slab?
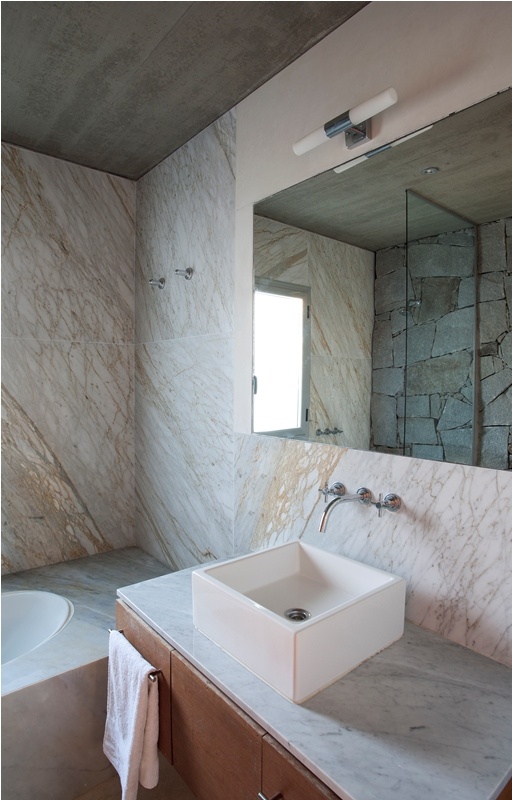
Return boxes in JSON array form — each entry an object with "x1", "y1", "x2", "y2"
[
  {"x1": 1, "y1": 144, "x2": 135, "y2": 344},
  {"x1": 135, "y1": 336, "x2": 234, "y2": 569},
  {"x1": 253, "y1": 216, "x2": 373, "y2": 452},
  {"x1": 253, "y1": 216, "x2": 308, "y2": 283},
  {"x1": 135, "y1": 111, "x2": 235, "y2": 345},
  {"x1": 234, "y1": 433, "x2": 512, "y2": 668},
  {"x1": 2, "y1": 143, "x2": 136, "y2": 573},
  {"x1": 134, "y1": 110, "x2": 236, "y2": 570},
  {"x1": 2, "y1": 338, "x2": 134, "y2": 572},
  {"x1": 119, "y1": 567, "x2": 512, "y2": 800}
]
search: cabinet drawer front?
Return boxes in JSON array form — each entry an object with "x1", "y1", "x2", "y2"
[
  {"x1": 171, "y1": 650, "x2": 264, "y2": 800},
  {"x1": 115, "y1": 600, "x2": 173, "y2": 762},
  {"x1": 262, "y1": 735, "x2": 339, "y2": 800}
]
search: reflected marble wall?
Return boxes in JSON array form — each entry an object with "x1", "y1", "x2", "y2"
[
  {"x1": 234, "y1": 432, "x2": 512, "y2": 667},
  {"x1": 134, "y1": 112, "x2": 236, "y2": 568},
  {"x1": 1, "y1": 144, "x2": 136, "y2": 573},
  {"x1": 253, "y1": 216, "x2": 374, "y2": 447}
]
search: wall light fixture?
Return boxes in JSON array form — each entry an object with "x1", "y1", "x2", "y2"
[{"x1": 292, "y1": 88, "x2": 398, "y2": 156}]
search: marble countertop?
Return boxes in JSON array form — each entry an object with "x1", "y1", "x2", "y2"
[{"x1": 119, "y1": 567, "x2": 512, "y2": 800}]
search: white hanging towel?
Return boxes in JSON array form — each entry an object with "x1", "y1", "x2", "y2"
[{"x1": 103, "y1": 630, "x2": 159, "y2": 800}]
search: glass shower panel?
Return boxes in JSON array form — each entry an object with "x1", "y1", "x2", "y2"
[{"x1": 405, "y1": 191, "x2": 477, "y2": 465}]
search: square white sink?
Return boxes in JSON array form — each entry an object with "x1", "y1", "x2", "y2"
[{"x1": 192, "y1": 541, "x2": 406, "y2": 703}]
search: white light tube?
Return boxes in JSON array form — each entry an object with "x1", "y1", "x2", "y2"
[
  {"x1": 293, "y1": 88, "x2": 397, "y2": 156},
  {"x1": 333, "y1": 155, "x2": 367, "y2": 174},
  {"x1": 348, "y1": 88, "x2": 397, "y2": 126}
]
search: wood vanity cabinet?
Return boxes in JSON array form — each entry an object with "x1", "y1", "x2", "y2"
[
  {"x1": 261, "y1": 735, "x2": 339, "y2": 800},
  {"x1": 115, "y1": 601, "x2": 341, "y2": 800},
  {"x1": 115, "y1": 600, "x2": 173, "y2": 762},
  {"x1": 170, "y1": 650, "x2": 340, "y2": 800},
  {"x1": 115, "y1": 602, "x2": 512, "y2": 800},
  {"x1": 171, "y1": 650, "x2": 264, "y2": 800}
]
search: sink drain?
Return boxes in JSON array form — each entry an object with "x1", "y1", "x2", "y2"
[{"x1": 284, "y1": 607, "x2": 311, "y2": 622}]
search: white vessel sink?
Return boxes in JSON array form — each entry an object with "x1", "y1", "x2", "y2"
[{"x1": 192, "y1": 541, "x2": 406, "y2": 703}]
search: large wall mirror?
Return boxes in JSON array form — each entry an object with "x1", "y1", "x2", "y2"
[{"x1": 252, "y1": 89, "x2": 512, "y2": 470}]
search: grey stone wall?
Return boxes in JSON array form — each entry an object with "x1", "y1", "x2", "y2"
[
  {"x1": 478, "y1": 219, "x2": 512, "y2": 469},
  {"x1": 371, "y1": 217, "x2": 511, "y2": 469}
]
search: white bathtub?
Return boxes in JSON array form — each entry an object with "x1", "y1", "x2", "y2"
[{"x1": 1, "y1": 590, "x2": 74, "y2": 665}]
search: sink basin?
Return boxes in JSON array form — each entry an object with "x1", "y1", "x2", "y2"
[{"x1": 192, "y1": 541, "x2": 406, "y2": 703}]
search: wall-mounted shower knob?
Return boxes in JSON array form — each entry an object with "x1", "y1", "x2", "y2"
[
  {"x1": 175, "y1": 268, "x2": 193, "y2": 280},
  {"x1": 149, "y1": 278, "x2": 165, "y2": 289}
]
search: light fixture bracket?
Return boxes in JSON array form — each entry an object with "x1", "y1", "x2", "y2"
[{"x1": 345, "y1": 119, "x2": 372, "y2": 149}]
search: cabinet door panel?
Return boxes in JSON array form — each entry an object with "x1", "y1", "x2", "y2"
[
  {"x1": 171, "y1": 650, "x2": 264, "y2": 800},
  {"x1": 115, "y1": 600, "x2": 173, "y2": 762},
  {"x1": 262, "y1": 735, "x2": 339, "y2": 800},
  {"x1": 498, "y1": 778, "x2": 512, "y2": 800}
]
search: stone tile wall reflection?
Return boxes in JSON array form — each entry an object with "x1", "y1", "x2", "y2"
[
  {"x1": 134, "y1": 112, "x2": 236, "y2": 569},
  {"x1": 1, "y1": 144, "x2": 136, "y2": 573},
  {"x1": 253, "y1": 216, "x2": 374, "y2": 448},
  {"x1": 479, "y1": 218, "x2": 512, "y2": 469},
  {"x1": 371, "y1": 217, "x2": 512, "y2": 469}
]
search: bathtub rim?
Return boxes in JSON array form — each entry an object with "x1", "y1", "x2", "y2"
[{"x1": 1, "y1": 589, "x2": 75, "y2": 667}]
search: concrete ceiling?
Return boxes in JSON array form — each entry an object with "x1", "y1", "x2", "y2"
[
  {"x1": 255, "y1": 89, "x2": 512, "y2": 251},
  {"x1": 1, "y1": 1, "x2": 367, "y2": 180}
]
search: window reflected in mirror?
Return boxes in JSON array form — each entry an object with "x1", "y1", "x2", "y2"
[{"x1": 253, "y1": 279, "x2": 310, "y2": 437}]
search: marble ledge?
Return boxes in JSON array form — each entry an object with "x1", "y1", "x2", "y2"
[
  {"x1": 1, "y1": 548, "x2": 169, "y2": 695},
  {"x1": 118, "y1": 567, "x2": 512, "y2": 800}
]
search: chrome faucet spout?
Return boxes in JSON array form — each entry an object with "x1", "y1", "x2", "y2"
[{"x1": 318, "y1": 488, "x2": 372, "y2": 532}]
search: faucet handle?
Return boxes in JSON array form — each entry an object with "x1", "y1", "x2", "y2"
[
  {"x1": 318, "y1": 481, "x2": 346, "y2": 502},
  {"x1": 318, "y1": 481, "x2": 330, "y2": 503},
  {"x1": 375, "y1": 493, "x2": 401, "y2": 517}
]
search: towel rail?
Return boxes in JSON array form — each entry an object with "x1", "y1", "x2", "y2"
[{"x1": 108, "y1": 628, "x2": 162, "y2": 682}]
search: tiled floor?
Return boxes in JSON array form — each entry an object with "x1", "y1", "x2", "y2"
[{"x1": 76, "y1": 755, "x2": 196, "y2": 800}]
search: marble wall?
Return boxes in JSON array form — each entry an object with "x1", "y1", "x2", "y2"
[
  {"x1": 1, "y1": 144, "x2": 136, "y2": 573},
  {"x1": 234, "y1": 433, "x2": 512, "y2": 667},
  {"x1": 2, "y1": 111, "x2": 510, "y2": 670},
  {"x1": 134, "y1": 112, "x2": 236, "y2": 569},
  {"x1": 253, "y1": 216, "x2": 374, "y2": 448}
]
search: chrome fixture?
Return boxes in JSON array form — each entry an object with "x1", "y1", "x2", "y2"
[
  {"x1": 318, "y1": 482, "x2": 372, "y2": 532},
  {"x1": 399, "y1": 297, "x2": 422, "y2": 316},
  {"x1": 293, "y1": 88, "x2": 397, "y2": 155},
  {"x1": 108, "y1": 629, "x2": 161, "y2": 681},
  {"x1": 258, "y1": 793, "x2": 283, "y2": 800},
  {"x1": 333, "y1": 124, "x2": 433, "y2": 174},
  {"x1": 373, "y1": 493, "x2": 402, "y2": 516},
  {"x1": 148, "y1": 277, "x2": 165, "y2": 289},
  {"x1": 175, "y1": 267, "x2": 193, "y2": 280},
  {"x1": 316, "y1": 426, "x2": 342, "y2": 436},
  {"x1": 284, "y1": 607, "x2": 311, "y2": 622}
]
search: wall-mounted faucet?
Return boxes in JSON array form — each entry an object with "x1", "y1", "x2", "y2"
[
  {"x1": 318, "y1": 482, "x2": 372, "y2": 532},
  {"x1": 318, "y1": 481, "x2": 402, "y2": 530}
]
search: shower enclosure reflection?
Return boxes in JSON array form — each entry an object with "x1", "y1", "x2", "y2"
[
  {"x1": 252, "y1": 89, "x2": 512, "y2": 470},
  {"x1": 372, "y1": 191, "x2": 478, "y2": 465}
]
